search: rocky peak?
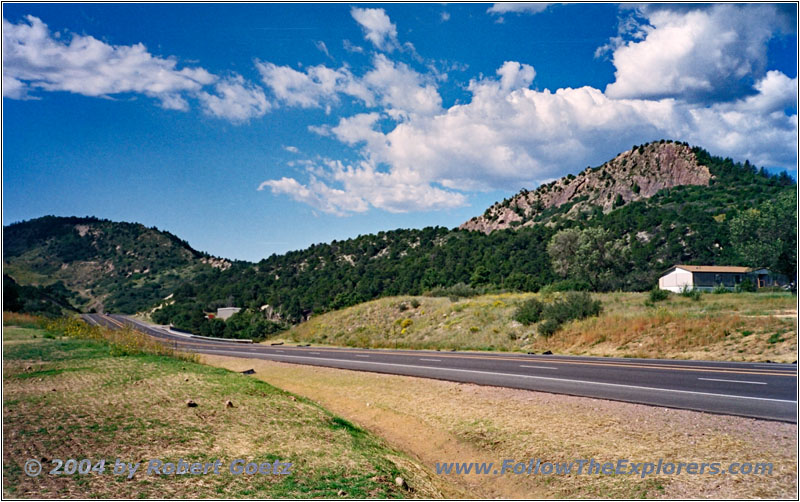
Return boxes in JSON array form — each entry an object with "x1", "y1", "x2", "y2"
[{"x1": 459, "y1": 140, "x2": 712, "y2": 233}]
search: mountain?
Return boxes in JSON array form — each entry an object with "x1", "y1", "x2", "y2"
[
  {"x1": 2, "y1": 216, "x2": 230, "y2": 313},
  {"x1": 4, "y1": 141, "x2": 794, "y2": 336},
  {"x1": 461, "y1": 140, "x2": 712, "y2": 233}
]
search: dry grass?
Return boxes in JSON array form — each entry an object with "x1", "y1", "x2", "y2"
[
  {"x1": 3, "y1": 323, "x2": 442, "y2": 498},
  {"x1": 283, "y1": 292, "x2": 797, "y2": 361},
  {"x1": 205, "y1": 355, "x2": 798, "y2": 499}
]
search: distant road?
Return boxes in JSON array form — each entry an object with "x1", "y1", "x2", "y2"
[{"x1": 82, "y1": 314, "x2": 798, "y2": 422}]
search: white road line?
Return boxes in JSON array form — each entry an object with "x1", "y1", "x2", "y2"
[
  {"x1": 519, "y1": 365, "x2": 558, "y2": 370},
  {"x1": 355, "y1": 355, "x2": 370, "y2": 358},
  {"x1": 276, "y1": 350, "x2": 284, "y2": 353},
  {"x1": 197, "y1": 349, "x2": 796, "y2": 404},
  {"x1": 420, "y1": 358, "x2": 441, "y2": 362},
  {"x1": 698, "y1": 377, "x2": 767, "y2": 385},
  {"x1": 310, "y1": 352, "x2": 321, "y2": 355}
]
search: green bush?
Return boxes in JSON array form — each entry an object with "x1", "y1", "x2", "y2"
[
  {"x1": 535, "y1": 292, "x2": 602, "y2": 337},
  {"x1": 649, "y1": 287, "x2": 669, "y2": 302},
  {"x1": 538, "y1": 318, "x2": 561, "y2": 337},
  {"x1": 427, "y1": 283, "x2": 482, "y2": 299},
  {"x1": 542, "y1": 292, "x2": 602, "y2": 324},
  {"x1": 680, "y1": 285, "x2": 702, "y2": 301},
  {"x1": 735, "y1": 278, "x2": 756, "y2": 292},
  {"x1": 540, "y1": 279, "x2": 591, "y2": 294},
  {"x1": 712, "y1": 284, "x2": 730, "y2": 294},
  {"x1": 513, "y1": 298, "x2": 544, "y2": 325}
]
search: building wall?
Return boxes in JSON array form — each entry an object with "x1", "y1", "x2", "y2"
[
  {"x1": 658, "y1": 268, "x2": 693, "y2": 292},
  {"x1": 216, "y1": 307, "x2": 241, "y2": 320},
  {"x1": 693, "y1": 272, "x2": 743, "y2": 289}
]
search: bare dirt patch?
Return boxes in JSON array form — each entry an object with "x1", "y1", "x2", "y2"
[{"x1": 204, "y1": 355, "x2": 798, "y2": 499}]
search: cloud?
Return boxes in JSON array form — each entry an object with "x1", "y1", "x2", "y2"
[
  {"x1": 197, "y1": 75, "x2": 271, "y2": 122},
  {"x1": 283, "y1": 145, "x2": 299, "y2": 153},
  {"x1": 258, "y1": 160, "x2": 466, "y2": 215},
  {"x1": 342, "y1": 39, "x2": 364, "y2": 54},
  {"x1": 441, "y1": 12, "x2": 451, "y2": 22},
  {"x1": 496, "y1": 61, "x2": 536, "y2": 91},
  {"x1": 350, "y1": 7, "x2": 399, "y2": 51},
  {"x1": 315, "y1": 40, "x2": 332, "y2": 59},
  {"x1": 257, "y1": 61, "x2": 373, "y2": 108},
  {"x1": 487, "y1": 3, "x2": 551, "y2": 15},
  {"x1": 258, "y1": 175, "x2": 369, "y2": 216},
  {"x1": 3, "y1": 15, "x2": 215, "y2": 108},
  {"x1": 363, "y1": 55, "x2": 442, "y2": 117},
  {"x1": 3, "y1": 15, "x2": 272, "y2": 124},
  {"x1": 605, "y1": 4, "x2": 784, "y2": 102},
  {"x1": 257, "y1": 54, "x2": 440, "y2": 117},
  {"x1": 264, "y1": 57, "x2": 796, "y2": 215}
]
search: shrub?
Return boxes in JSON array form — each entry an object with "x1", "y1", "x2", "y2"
[
  {"x1": 735, "y1": 278, "x2": 757, "y2": 292},
  {"x1": 426, "y1": 282, "x2": 482, "y2": 299},
  {"x1": 680, "y1": 285, "x2": 703, "y2": 301},
  {"x1": 543, "y1": 292, "x2": 602, "y2": 324},
  {"x1": 410, "y1": 299, "x2": 421, "y2": 309},
  {"x1": 649, "y1": 287, "x2": 669, "y2": 303},
  {"x1": 540, "y1": 279, "x2": 591, "y2": 294},
  {"x1": 538, "y1": 318, "x2": 561, "y2": 337},
  {"x1": 535, "y1": 292, "x2": 602, "y2": 337},
  {"x1": 514, "y1": 298, "x2": 544, "y2": 325},
  {"x1": 712, "y1": 284, "x2": 730, "y2": 294}
]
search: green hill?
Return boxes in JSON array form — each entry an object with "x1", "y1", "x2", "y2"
[
  {"x1": 279, "y1": 291, "x2": 797, "y2": 362},
  {"x1": 4, "y1": 142, "x2": 795, "y2": 341},
  {"x1": 3, "y1": 216, "x2": 229, "y2": 313}
]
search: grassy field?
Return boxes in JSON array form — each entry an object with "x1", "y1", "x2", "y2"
[
  {"x1": 282, "y1": 292, "x2": 797, "y2": 361},
  {"x1": 2, "y1": 315, "x2": 442, "y2": 498},
  {"x1": 206, "y1": 355, "x2": 798, "y2": 499}
]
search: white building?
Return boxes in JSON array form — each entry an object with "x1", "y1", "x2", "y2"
[
  {"x1": 657, "y1": 265, "x2": 781, "y2": 292},
  {"x1": 216, "y1": 307, "x2": 241, "y2": 320}
]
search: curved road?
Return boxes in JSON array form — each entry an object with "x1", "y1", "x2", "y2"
[{"x1": 82, "y1": 313, "x2": 797, "y2": 422}]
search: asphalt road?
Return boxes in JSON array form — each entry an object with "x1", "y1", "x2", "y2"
[{"x1": 82, "y1": 313, "x2": 798, "y2": 422}]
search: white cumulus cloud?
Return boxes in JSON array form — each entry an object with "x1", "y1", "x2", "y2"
[
  {"x1": 3, "y1": 15, "x2": 271, "y2": 124},
  {"x1": 198, "y1": 75, "x2": 271, "y2": 122},
  {"x1": 350, "y1": 7, "x2": 399, "y2": 52},
  {"x1": 257, "y1": 61, "x2": 373, "y2": 109},
  {"x1": 605, "y1": 4, "x2": 784, "y2": 102},
  {"x1": 2, "y1": 15, "x2": 215, "y2": 109}
]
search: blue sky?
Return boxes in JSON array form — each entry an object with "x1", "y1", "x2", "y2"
[{"x1": 3, "y1": 3, "x2": 797, "y2": 261}]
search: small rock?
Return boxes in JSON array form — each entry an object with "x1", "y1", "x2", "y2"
[
  {"x1": 337, "y1": 490, "x2": 346, "y2": 496},
  {"x1": 184, "y1": 377, "x2": 189, "y2": 382},
  {"x1": 542, "y1": 350, "x2": 553, "y2": 355},
  {"x1": 395, "y1": 476, "x2": 407, "y2": 489},
  {"x1": 241, "y1": 369, "x2": 256, "y2": 375},
  {"x1": 51, "y1": 388, "x2": 57, "y2": 392},
  {"x1": 25, "y1": 365, "x2": 32, "y2": 371},
  {"x1": 186, "y1": 399, "x2": 198, "y2": 407},
  {"x1": 225, "y1": 400, "x2": 234, "y2": 408},
  {"x1": 290, "y1": 396, "x2": 297, "y2": 402}
]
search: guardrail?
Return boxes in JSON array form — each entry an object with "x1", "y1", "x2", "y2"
[{"x1": 167, "y1": 325, "x2": 254, "y2": 344}]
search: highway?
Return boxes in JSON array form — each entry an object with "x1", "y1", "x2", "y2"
[{"x1": 82, "y1": 313, "x2": 798, "y2": 423}]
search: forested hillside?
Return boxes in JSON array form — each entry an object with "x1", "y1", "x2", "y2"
[
  {"x1": 3, "y1": 216, "x2": 228, "y2": 313},
  {"x1": 4, "y1": 142, "x2": 795, "y2": 340}
]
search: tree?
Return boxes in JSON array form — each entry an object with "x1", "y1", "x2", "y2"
[
  {"x1": 729, "y1": 190, "x2": 796, "y2": 280},
  {"x1": 547, "y1": 227, "x2": 629, "y2": 291}
]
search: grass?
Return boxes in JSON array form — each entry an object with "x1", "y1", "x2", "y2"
[
  {"x1": 2, "y1": 315, "x2": 440, "y2": 498},
  {"x1": 282, "y1": 292, "x2": 797, "y2": 362},
  {"x1": 206, "y1": 356, "x2": 798, "y2": 499}
]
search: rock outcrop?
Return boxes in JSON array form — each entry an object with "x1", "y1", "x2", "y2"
[{"x1": 460, "y1": 141, "x2": 712, "y2": 233}]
